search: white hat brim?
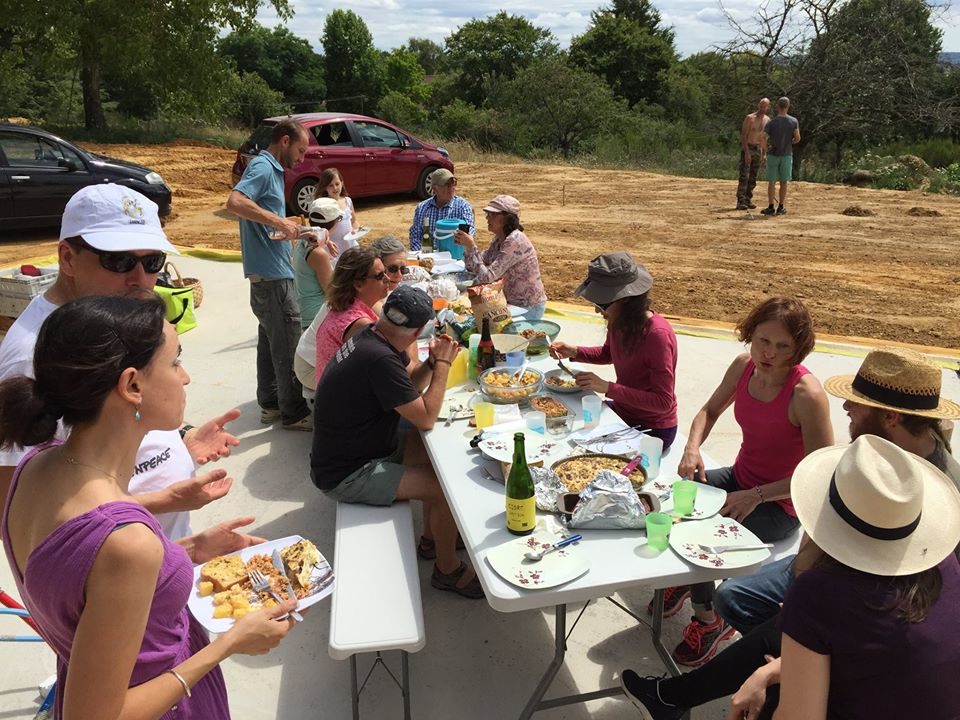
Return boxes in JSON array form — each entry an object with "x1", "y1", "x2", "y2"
[
  {"x1": 80, "y1": 229, "x2": 179, "y2": 255},
  {"x1": 792, "y1": 443, "x2": 960, "y2": 576}
]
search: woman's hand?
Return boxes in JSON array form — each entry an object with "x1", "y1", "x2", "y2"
[
  {"x1": 574, "y1": 371, "x2": 609, "y2": 394},
  {"x1": 186, "y1": 516, "x2": 266, "y2": 564},
  {"x1": 453, "y1": 229, "x2": 475, "y2": 250},
  {"x1": 549, "y1": 341, "x2": 578, "y2": 359},
  {"x1": 720, "y1": 489, "x2": 763, "y2": 523},
  {"x1": 183, "y1": 408, "x2": 241, "y2": 464},
  {"x1": 324, "y1": 237, "x2": 339, "y2": 257},
  {"x1": 677, "y1": 446, "x2": 706, "y2": 482},
  {"x1": 223, "y1": 601, "x2": 298, "y2": 656},
  {"x1": 728, "y1": 656, "x2": 779, "y2": 720}
]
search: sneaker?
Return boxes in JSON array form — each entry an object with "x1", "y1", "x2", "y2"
[
  {"x1": 260, "y1": 407, "x2": 281, "y2": 424},
  {"x1": 282, "y1": 415, "x2": 313, "y2": 432},
  {"x1": 672, "y1": 616, "x2": 736, "y2": 667},
  {"x1": 646, "y1": 585, "x2": 690, "y2": 619},
  {"x1": 760, "y1": 205, "x2": 776, "y2": 216},
  {"x1": 748, "y1": 202, "x2": 757, "y2": 209},
  {"x1": 776, "y1": 205, "x2": 787, "y2": 215},
  {"x1": 620, "y1": 671, "x2": 685, "y2": 720}
]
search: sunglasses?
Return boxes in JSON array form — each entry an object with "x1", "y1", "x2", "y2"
[
  {"x1": 77, "y1": 240, "x2": 166, "y2": 274},
  {"x1": 367, "y1": 270, "x2": 387, "y2": 281},
  {"x1": 385, "y1": 264, "x2": 410, "y2": 275},
  {"x1": 594, "y1": 302, "x2": 612, "y2": 312}
]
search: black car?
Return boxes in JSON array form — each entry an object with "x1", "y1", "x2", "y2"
[{"x1": 0, "y1": 124, "x2": 172, "y2": 230}]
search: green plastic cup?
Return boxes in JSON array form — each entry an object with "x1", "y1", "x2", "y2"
[
  {"x1": 645, "y1": 512, "x2": 673, "y2": 551},
  {"x1": 672, "y1": 480, "x2": 699, "y2": 516}
]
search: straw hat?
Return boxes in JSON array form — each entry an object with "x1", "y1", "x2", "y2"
[
  {"x1": 824, "y1": 348, "x2": 960, "y2": 420},
  {"x1": 792, "y1": 435, "x2": 960, "y2": 576}
]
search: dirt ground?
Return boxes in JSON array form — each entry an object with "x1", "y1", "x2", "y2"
[{"x1": 3, "y1": 141, "x2": 958, "y2": 349}]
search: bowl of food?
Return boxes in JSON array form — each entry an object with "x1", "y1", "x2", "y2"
[
  {"x1": 528, "y1": 393, "x2": 574, "y2": 433},
  {"x1": 438, "y1": 271, "x2": 477, "y2": 293},
  {"x1": 502, "y1": 320, "x2": 561, "y2": 356},
  {"x1": 543, "y1": 369, "x2": 579, "y2": 393},
  {"x1": 478, "y1": 366, "x2": 544, "y2": 404},
  {"x1": 550, "y1": 453, "x2": 648, "y2": 493}
]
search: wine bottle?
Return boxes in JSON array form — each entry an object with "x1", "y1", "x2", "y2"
[
  {"x1": 476, "y1": 317, "x2": 496, "y2": 375},
  {"x1": 421, "y1": 216, "x2": 433, "y2": 253},
  {"x1": 506, "y1": 433, "x2": 536, "y2": 535}
]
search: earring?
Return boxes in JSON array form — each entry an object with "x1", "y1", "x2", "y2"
[{"x1": 135, "y1": 405, "x2": 141, "y2": 422}]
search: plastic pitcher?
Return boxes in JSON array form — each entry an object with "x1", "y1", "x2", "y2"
[{"x1": 434, "y1": 218, "x2": 465, "y2": 260}]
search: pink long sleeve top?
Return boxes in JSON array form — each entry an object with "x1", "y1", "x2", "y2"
[{"x1": 574, "y1": 312, "x2": 678, "y2": 430}]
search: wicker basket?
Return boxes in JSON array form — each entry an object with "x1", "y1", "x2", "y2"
[{"x1": 165, "y1": 262, "x2": 203, "y2": 308}]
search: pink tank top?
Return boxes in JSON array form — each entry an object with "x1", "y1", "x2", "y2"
[
  {"x1": 315, "y1": 298, "x2": 377, "y2": 383},
  {"x1": 732, "y1": 359, "x2": 810, "y2": 517}
]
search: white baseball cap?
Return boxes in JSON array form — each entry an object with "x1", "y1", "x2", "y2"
[
  {"x1": 59, "y1": 184, "x2": 178, "y2": 255},
  {"x1": 308, "y1": 197, "x2": 344, "y2": 224}
]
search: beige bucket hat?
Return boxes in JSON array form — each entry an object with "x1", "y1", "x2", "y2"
[
  {"x1": 824, "y1": 347, "x2": 960, "y2": 420},
  {"x1": 792, "y1": 435, "x2": 960, "y2": 576}
]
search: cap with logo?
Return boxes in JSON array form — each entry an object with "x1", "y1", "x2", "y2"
[
  {"x1": 382, "y1": 284, "x2": 434, "y2": 329},
  {"x1": 59, "y1": 184, "x2": 177, "y2": 255}
]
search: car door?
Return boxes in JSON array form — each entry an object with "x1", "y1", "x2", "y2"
[
  {"x1": 305, "y1": 120, "x2": 366, "y2": 196},
  {"x1": 352, "y1": 121, "x2": 421, "y2": 194},
  {"x1": 0, "y1": 131, "x2": 92, "y2": 222},
  {"x1": 0, "y1": 145, "x2": 11, "y2": 224}
]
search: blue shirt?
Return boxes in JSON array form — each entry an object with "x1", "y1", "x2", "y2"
[
  {"x1": 408, "y1": 195, "x2": 475, "y2": 252},
  {"x1": 234, "y1": 152, "x2": 293, "y2": 280}
]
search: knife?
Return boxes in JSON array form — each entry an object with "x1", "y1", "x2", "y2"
[{"x1": 271, "y1": 549, "x2": 304, "y2": 622}]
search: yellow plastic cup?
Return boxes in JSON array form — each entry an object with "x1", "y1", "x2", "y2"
[
  {"x1": 474, "y1": 401, "x2": 495, "y2": 430},
  {"x1": 445, "y1": 348, "x2": 469, "y2": 388}
]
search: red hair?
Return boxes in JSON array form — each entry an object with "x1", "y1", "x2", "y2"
[{"x1": 736, "y1": 296, "x2": 815, "y2": 363}]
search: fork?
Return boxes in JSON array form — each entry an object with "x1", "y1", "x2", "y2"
[
  {"x1": 697, "y1": 543, "x2": 773, "y2": 554},
  {"x1": 557, "y1": 358, "x2": 576, "y2": 378},
  {"x1": 248, "y1": 570, "x2": 303, "y2": 622}
]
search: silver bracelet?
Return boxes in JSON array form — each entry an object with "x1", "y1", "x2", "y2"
[{"x1": 167, "y1": 669, "x2": 191, "y2": 699}]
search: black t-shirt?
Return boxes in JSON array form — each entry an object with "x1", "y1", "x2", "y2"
[{"x1": 310, "y1": 327, "x2": 419, "y2": 490}]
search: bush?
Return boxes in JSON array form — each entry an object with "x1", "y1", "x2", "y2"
[
  {"x1": 434, "y1": 100, "x2": 507, "y2": 151},
  {"x1": 221, "y1": 71, "x2": 289, "y2": 128},
  {"x1": 377, "y1": 91, "x2": 426, "y2": 130}
]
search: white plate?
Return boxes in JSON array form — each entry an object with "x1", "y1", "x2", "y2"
[
  {"x1": 571, "y1": 423, "x2": 641, "y2": 456},
  {"x1": 486, "y1": 531, "x2": 589, "y2": 589},
  {"x1": 344, "y1": 227, "x2": 371, "y2": 242},
  {"x1": 641, "y1": 475, "x2": 727, "y2": 520},
  {"x1": 477, "y1": 431, "x2": 565, "y2": 464},
  {"x1": 437, "y1": 386, "x2": 480, "y2": 420},
  {"x1": 542, "y1": 369, "x2": 581, "y2": 394},
  {"x1": 669, "y1": 517, "x2": 771, "y2": 569},
  {"x1": 187, "y1": 535, "x2": 333, "y2": 633}
]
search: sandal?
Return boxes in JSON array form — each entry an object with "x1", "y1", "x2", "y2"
[
  {"x1": 417, "y1": 534, "x2": 467, "y2": 561},
  {"x1": 431, "y1": 561, "x2": 484, "y2": 599}
]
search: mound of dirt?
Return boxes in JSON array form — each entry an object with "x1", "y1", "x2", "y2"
[
  {"x1": 906, "y1": 206, "x2": 942, "y2": 217},
  {"x1": 841, "y1": 206, "x2": 876, "y2": 217}
]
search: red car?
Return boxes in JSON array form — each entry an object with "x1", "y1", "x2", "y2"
[{"x1": 231, "y1": 113, "x2": 455, "y2": 214}]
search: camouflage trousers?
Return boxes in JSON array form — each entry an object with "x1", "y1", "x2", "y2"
[{"x1": 736, "y1": 145, "x2": 763, "y2": 205}]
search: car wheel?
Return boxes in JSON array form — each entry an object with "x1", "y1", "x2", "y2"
[
  {"x1": 291, "y1": 178, "x2": 318, "y2": 215},
  {"x1": 416, "y1": 165, "x2": 440, "y2": 200}
]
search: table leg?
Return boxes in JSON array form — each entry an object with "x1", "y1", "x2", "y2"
[
  {"x1": 650, "y1": 588, "x2": 682, "y2": 678},
  {"x1": 402, "y1": 651, "x2": 411, "y2": 720},
  {"x1": 518, "y1": 604, "x2": 567, "y2": 720},
  {"x1": 349, "y1": 655, "x2": 360, "y2": 720}
]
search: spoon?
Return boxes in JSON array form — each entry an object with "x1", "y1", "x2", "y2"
[
  {"x1": 523, "y1": 534, "x2": 582, "y2": 562},
  {"x1": 510, "y1": 358, "x2": 528, "y2": 387}
]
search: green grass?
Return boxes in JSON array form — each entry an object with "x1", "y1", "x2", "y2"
[{"x1": 42, "y1": 118, "x2": 249, "y2": 149}]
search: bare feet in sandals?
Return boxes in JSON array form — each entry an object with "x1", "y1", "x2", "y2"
[{"x1": 431, "y1": 561, "x2": 484, "y2": 599}]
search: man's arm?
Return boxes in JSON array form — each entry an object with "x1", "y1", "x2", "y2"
[
  {"x1": 395, "y1": 337, "x2": 459, "y2": 430},
  {"x1": 792, "y1": 126, "x2": 801, "y2": 145},
  {"x1": 226, "y1": 190, "x2": 298, "y2": 240},
  {"x1": 741, "y1": 115, "x2": 752, "y2": 153}
]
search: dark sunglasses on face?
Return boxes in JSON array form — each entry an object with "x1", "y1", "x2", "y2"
[
  {"x1": 368, "y1": 270, "x2": 387, "y2": 281},
  {"x1": 385, "y1": 264, "x2": 409, "y2": 275},
  {"x1": 78, "y1": 240, "x2": 166, "y2": 274},
  {"x1": 594, "y1": 302, "x2": 612, "y2": 312}
]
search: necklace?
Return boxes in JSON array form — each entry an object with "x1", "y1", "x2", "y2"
[{"x1": 64, "y1": 455, "x2": 125, "y2": 484}]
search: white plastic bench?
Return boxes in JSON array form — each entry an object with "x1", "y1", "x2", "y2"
[{"x1": 329, "y1": 501, "x2": 425, "y2": 720}]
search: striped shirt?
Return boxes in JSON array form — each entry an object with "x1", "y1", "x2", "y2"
[{"x1": 408, "y1": 195, "x2": 475, "y2": 251}]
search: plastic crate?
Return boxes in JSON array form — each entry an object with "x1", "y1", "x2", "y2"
[{"x1": 0, "y1": 266, "x2": 58, "y2": 318}]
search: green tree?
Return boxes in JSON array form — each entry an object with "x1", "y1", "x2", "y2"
[
  {"x1": 0, "y1": 0, "x2": 292, "y2": 129},
  {"x1": 404, "y1": 37, "x2": 446, "y2": 75},
  {"x1": 221, "y1": 70, "x2": 290, "y2": 127},
  {"x1": 383, "y1": 48, "x2": 429, "y2": 103},
  {"x1": 570, "y1": 0, "x2": 676, "y2": 107},
  {"x1": 219, "y1": 25, "x2": 325, "y2": 110},
  {"x1": 321, "y1": 10, "x2": 384, "y2": 114},
  {"x1": 377, "y1": 91, "x2": 427, "y2": 128},
  {"x1": 444, "y1": 12, "x2": 558, "y2": 106},
  {"x1": 499, "y1": 54, "x2": 625, "y2": 157}
]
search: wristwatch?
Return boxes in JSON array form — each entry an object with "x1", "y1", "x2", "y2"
[{"x1": 179, "y1": 424, "x2": 195, "y2": 440}]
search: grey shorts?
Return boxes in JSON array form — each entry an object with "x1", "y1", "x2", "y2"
[{"x1": 324, "y1": 436, "x2": 406, "y2": 506}]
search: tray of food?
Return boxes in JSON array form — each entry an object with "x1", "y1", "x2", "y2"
[
  {"x1": 502, "y1": 320, "x2": 560, "y2": 356},
  {"x1": 478, "y1": 366, "x2": 543, "y2": 404},
  {"x1": 188, "y1": 536, "x2": 333, "y2": 633},
  {"x1": 550, "y1": 453, "x2": 648, "y2": 493},
  {"x1": 543, "y1": 369, "x2": 580, "y2": 393}
]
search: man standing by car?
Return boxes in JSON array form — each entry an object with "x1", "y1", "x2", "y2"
[
  {"x1": 761, "y1": 97, "x2": 800, "y2": 217},
  {"x1": 226, "y1": 119, "x2": 312, "y2": 430},
  {"x1": 736, "y1": 98, "x2": 769, "y2": 210},
  {"x1": 408, "y1": 169, "x2": 475, "y2": 252}
]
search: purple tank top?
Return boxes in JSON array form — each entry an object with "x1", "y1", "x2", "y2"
[
  {"x1": 732, "y1": 359, "x2": 810, "y2": 517},
  {"x1": 1, "y1": 446, "x2": 230, "y2": 719}
]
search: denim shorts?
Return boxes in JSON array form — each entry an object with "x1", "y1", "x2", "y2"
[{"x1": 323, "y1": 436, "x2": 406, "y2": 506}]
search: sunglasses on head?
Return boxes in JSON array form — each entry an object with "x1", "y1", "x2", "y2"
[
  {"x1": 75, "y1": 239, "x2": 166, "y2": 274},
  {"x1": 385, "y1": 264, "x2": 409, "y2": 275}
]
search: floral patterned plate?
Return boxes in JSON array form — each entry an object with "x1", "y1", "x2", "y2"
[
  {"x1": 668, "y1": 517, "x2": 771, "y2": 569},
  {"x1": 641, "y1": 475, "x2": 727, "y2": 520},
  {"x1": 486, "y1": 532, "x2": 589, "y2": 590},
  {"x1": 478, "y1": 431, "x2": 564, "y2": 464},
  {"x1": 437, "y1": 386, "x2": 480, "y2": 420}
]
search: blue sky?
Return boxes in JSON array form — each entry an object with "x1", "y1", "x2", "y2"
[{"x1": 255, "y1": 0, "x2": 960, "y2": 58}]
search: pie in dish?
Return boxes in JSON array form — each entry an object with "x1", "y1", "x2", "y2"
[
  {"x1": 529, "y1": 395, "x2": 569, "y2": 418},
  {"x1": 551, "y1": 454, "x2": 646, "y2": 493}
]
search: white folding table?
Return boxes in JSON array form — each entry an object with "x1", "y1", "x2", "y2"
[{"x1": 422, "y1": 358, "x2": 799, "y2": 719}]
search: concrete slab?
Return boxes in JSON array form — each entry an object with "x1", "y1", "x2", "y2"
[{"x1": 1, "y1": 254, "x2": 957, "y2": 719}]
